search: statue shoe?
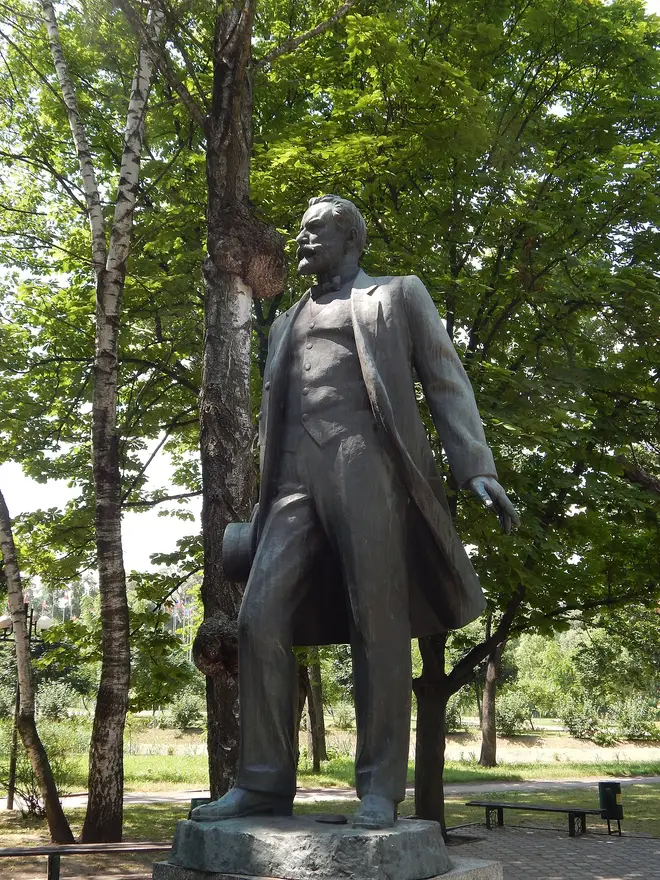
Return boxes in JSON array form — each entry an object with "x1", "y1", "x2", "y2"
[
  {"x1": 190, "y1": 787, "x2": 293, "y2": 823},
  {"x1": 352, "y1": 794, "x2": 397, "y2": 830}
]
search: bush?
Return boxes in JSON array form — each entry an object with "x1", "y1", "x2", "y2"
[
  {"x1": 496, "y1": 690, "x2": 531, "y2": 736},
  {"x1": 0, "y1": 683, "x2": 15, "y2": 718},
  {"x1": 168, "y1": 693, "x2": 205, "y2": 731},
  {"x1": 611, "y1": 698, "x2": 659, "y2": 741},
  {"x1": 445, "y1": 697, "x2": 465, "y2": 733},
  {"x1": 0, "y1": 720, "x2": 77, "y2": 817},
  {"x1": 561, "y1": 697, "x2": 607, "y2": 741},
  {"x1": 331, "y1": 702, "x2": 355, "y2": 730},
  {"x1": 36, "y1": 680, "x2": 78, "y2": 721}
]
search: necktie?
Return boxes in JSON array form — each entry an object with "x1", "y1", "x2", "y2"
[{"x1": 310, "y1": 275, "x2": 342, "y2": 300}]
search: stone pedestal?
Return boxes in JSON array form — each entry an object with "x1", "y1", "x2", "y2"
[{"x1": 152, "y1": 816, "x2": 501, "y2": 880}]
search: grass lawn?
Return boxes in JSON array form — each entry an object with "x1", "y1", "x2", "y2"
[{"x1": 62, "y1": 753, "x2": 660, "y2": 793}]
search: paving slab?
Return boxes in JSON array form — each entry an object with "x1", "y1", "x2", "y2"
[{"x1": 451, "y1": 826, "x2": 660, "y2": 880}]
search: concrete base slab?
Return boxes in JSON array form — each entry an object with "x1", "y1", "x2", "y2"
[
  {"x1": 154, "y1": 815, "x2": 454, "y2": 880},
  {"x1": 152, "y1": 854, "x2": 501, "y2": 880}
]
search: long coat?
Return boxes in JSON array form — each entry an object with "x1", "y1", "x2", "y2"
[{"x1": 256, "y1": 269, "x2": 496, "y2": 646}]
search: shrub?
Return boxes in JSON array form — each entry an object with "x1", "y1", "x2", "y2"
[
  {"x1": 36, "y1": 680, "x2": 78, "y2": 721},
  {"x1": 496, "y1": 690, "x2": 531, "y2": 736},
  {"x1": 0, "y1": 720, "x2": 77, "y2": 817},
  {"x1": 0, "y1": 683, "x2": 15, "y2": 718},
  {"x1": 331, "y1": 702, "x2": 355, "y2": 730},
  {"x1": 611, "y1": 698, "x2": 659, "y2": 741},
  {"x1": 561, "y1": 698, "x2": 602, "y2": 740},
  {"x1": 445, "y1": 697, "x2": 465, "y2": 733},
  {"x1": 169, "y1": 693, "x2": 205, "y2": 731}
]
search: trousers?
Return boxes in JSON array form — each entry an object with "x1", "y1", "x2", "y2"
[{"x1": 235, "y1": 415, "x2": 412, "y2": 803}]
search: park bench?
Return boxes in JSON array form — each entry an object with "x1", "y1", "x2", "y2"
[
  {"x1": 0, "y1": 840, "x2": 170, "y2": 880},
  {"x1": 466, "y1": 799, "x2": 607, "y2": 837}
]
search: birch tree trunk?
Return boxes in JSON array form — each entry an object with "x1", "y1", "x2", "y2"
[
  {"x1": 0, "y1": 490, "x2": 74, "y2": 843},
  {"x1": 83, "y1": 8, "x2": 163, "y2": 843},
  {"x1": 41, "y1": 0, "x2": 163, "y2": 841}
]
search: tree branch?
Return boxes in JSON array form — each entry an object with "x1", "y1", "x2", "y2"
[
  {"x1": 115, "y1": 0, "x2": 207, "y2": 131},
  {"x1": 255, "y1": 0, "x2": 359, "y2": 67},
  {"x1": 123, "y1": 490, "x2": 202, "y2": 508},
  {"x1": 40, "y1": 0, "x2": 107, "y2": 273},
  {"x1": 617, "y1": 456, "x2": 660, "y2": 497}
]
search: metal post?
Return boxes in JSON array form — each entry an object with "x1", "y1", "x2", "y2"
[{"x1": 47, "y1": 853, "x2": 61, "y2": 880}]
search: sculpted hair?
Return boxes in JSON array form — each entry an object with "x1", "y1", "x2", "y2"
[{"x1": 308, "y1": 195, "x2": 367, "y2": 257}]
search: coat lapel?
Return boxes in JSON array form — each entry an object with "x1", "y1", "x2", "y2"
[{"x1": 258, "y1": 290, "x2": 310, "y2": 526}]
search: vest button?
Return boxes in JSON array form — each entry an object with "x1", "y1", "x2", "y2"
[
  {"x1": 304, "y1": 363, "x2": 311, "y2": 371},
  {"x1": 302, "y1": 413, "x2": 309, "y2": 422},
  {"x1": 264, "y1": 381, "x2": 271, "y2": 391},
  {"x1": 302, "y1": 387, "x2": 309, "y2": 396},
  {"x1": 309, "y1": 322, "x2": 315, "y2": 329},
  {"x1": 306, "y1": 342, "x2": 313, "y2": 349}
]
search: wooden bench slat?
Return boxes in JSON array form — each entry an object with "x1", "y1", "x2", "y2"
[
  {"x1": 0, "y1": 842, "x2": 170, "y2": 857},
  {"x1": 466, "y1": 800, "x2": 601, "y2": 815}
]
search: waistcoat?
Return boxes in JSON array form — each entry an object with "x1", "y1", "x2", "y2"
[{"x1": 281, "y1": 286, "x2": 373, "y2": 451}]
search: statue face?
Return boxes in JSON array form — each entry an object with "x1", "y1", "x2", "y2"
[{"x1": 295, "y1": 202, "x2": 348, "y2": 276}]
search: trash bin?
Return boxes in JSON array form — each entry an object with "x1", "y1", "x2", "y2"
[{"x1": 599, "y1": 781, "x2": 623, "y2": 834}]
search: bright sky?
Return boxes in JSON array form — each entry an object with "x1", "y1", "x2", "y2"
[
  {"x1": 0, "y1": 452, "x2": 201, "y2": 575},
  {"x1": 1, "y1": 0, "x2": 658, "y2": 577}
]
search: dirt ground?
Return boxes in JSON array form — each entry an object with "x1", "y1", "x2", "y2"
[{"x1": 443, "y1": 730, "x2": 660, "y2": 763}]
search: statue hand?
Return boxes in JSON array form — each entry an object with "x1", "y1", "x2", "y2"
[{"x1": 467, "y1": 476, "x2": 520, "y2": 535}]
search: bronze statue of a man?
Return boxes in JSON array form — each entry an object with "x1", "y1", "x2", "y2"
[{"x1": 192, "y1": 195, "x2": 518, "y2": 829}]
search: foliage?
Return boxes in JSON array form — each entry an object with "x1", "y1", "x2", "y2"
[
  {"x1": 0, "y1": 721, "x2": 77, "y2": 817},
  {"x1": 167, "y1": 692, "x2": 205, "y2": 732},
  {"x1": 560, "y1": 697, "x2": 604, "y2": 742},
  {"x1": 611, "y1": 698, "x2": 659, "y2": 742},
  {"x1": 0, "y1": 681, "x2": 14, "y2": 717},
  {"x1": 445, "y1": 697, "x2": 465, "y2": 733},
  {"x1": 320, "y1": 645, "x2": 354, "y2": 707},
  {"x1": 36, "y1": 680, "x2": 79, "y2": 721},
  {"x1": 496, "y1": 689, "x2": 532, "y2": 736},
  {"x1": 330, "y1": 702, "x2": 355, "y2": 730}
]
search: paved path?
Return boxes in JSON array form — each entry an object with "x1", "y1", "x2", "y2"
[
  {"x1": 453, "y1": 825, "x2": 660, "y2": 879},
  {"x1": 2, "y1": 775, "x2": 655, "y2": 811}
]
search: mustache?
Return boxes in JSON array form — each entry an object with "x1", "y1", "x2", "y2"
[{"x1": 297, "y1": 243, "x2": 321, "y2": 259}]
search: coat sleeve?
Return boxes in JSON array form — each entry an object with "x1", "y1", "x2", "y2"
[{"x1": 403, "y1": 275, "x2": 497, "y2": 486}]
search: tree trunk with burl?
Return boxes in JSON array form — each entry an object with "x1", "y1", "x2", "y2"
[
  {"x1": 119, "y1": 0, "x2": 359, "y2": 797},
  {"x1": 197, "y1": 1, "x2": 286, "y2": 796}
]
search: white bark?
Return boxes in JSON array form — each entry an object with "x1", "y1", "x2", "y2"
[
  {"x1": 0, "y1": 488, "x2": 74, "y2": 842},
  {"x1": 0, "y1": 491, "x2": 33, "y2": 716},
  {"x1": 82, "y1": 5, "x2": 165, "y2": 843},
  {"x1": 40, "y1": 0, "x2": 107, "y2": 274}
]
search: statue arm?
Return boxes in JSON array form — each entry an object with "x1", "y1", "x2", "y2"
[{"x1": 402, "y1": 275, "x2": 497, "y2": 486}]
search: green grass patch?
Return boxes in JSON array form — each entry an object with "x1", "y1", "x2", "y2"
[
  {"x1": 67, "y1": 753, "x2": 212, "y2": 791},
  {"x1": 442, "y1": 758, "x2": 660, "y2": 784},
  {"x1": 63, "y1": 753, "x2": 660, "y2": 795},
  {"x1": 298, "y1": 756, "x2": 660, "y2": 789}
]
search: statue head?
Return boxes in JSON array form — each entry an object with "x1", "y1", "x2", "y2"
[{"x1": 296, "y1": 195, "x2": 367, "y2": 278}]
